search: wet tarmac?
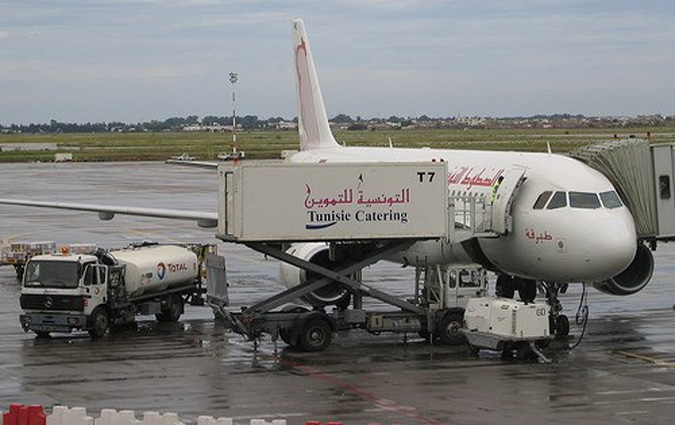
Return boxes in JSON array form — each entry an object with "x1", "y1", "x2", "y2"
[{"x1": 2, "y1": 162, "x2": 675, "y2": 424}]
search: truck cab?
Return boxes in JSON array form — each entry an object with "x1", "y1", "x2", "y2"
[{"x1": 19, "y1": 252, "x2": 124, "y2": 338}]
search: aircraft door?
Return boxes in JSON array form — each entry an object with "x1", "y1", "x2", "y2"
[
  {"x1": 83, "y1": 264, "x2": 108, "y2": 306},
  {"x1": 491, "y1": 169, "x2": 527, "y2": 235}
]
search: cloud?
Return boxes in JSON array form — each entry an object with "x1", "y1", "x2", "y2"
[
  {"x1": 1, "y1": 0, "x2": 673, "y2": 124},
  {"x1": 0, "y1": 60, "x2": 204, "y2": 81}
]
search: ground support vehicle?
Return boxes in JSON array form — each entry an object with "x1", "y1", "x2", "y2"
[
  {"x1": 19, "y1": 243, "x2": 221, "y2": 338},
  {"x1": 214, "y1": 240, "x2": 490, "y2": 352},
  {"x1": 2, "y1": 241, "x2": 57, "y2": 280},
  {"x1": 462, "y1": 297, "x2": 553, "y2": 362}
]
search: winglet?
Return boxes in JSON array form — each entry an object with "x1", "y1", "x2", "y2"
[{"x1": 293, "y1": 19, "x2": 340, "y2": 151}]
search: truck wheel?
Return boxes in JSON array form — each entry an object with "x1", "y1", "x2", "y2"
[
  {"x1": 436, "y1": 310, "x2": 466, "y2": 345},
  {"x1": 157, "y1": 295, "x2": 183, "y2": 322},
  {"x1": 89, "y1": 307, "x2": 109, "y2": 338},
  {"x1": 279, "y1": 328, "x2": 293, "y2": 346},
  {"x1": 298, "y1": 318, "x2": 333, "y2": 352}
]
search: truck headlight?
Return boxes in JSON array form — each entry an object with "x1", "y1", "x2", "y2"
[{"x1": 67, "y1": 317, "x2": 80, "y2": 325}]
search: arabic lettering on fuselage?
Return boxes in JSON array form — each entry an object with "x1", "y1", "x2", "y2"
[
  {"x1": 524, "y1": 228, "x2": 554, "y2": 244},
  {"x1": 304, "y1": 184, "x2": 411, "y2": 209},
  {"x1": 448, "y1": 166, "x2": 505, "y2": 190}
]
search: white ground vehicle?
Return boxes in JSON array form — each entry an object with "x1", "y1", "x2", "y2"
[
  {"x1": 218, "y1": 260, "x2": 489, "y2": 352},
  {"x1": 19, "y1": 244, "x2": 213, "y2": 338}
]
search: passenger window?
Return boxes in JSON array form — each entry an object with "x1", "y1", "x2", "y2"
[
  {"x1": 659, "y1": 175, "x2": 671, "y2": 200},
  {"x1": 569, "y1": 192, "x2": 601, "y2": 209},
  {"x1": 600, "y1": 191, "x2": 623, "y2": 209},
  {"x1": 547, "y1": 191, "x2": 567, "y2": 209},
  {"x1": 533, "y1": 191, "x2": 553, "y2": 210}
]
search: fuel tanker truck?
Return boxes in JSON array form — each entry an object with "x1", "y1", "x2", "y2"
[{"x1": 19, "y1": 243, "x2": 213, "y2": 338}]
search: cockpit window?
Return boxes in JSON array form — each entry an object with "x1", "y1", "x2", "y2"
[
  {"x1": 533, "y1": 191, "x2": 553, "y2": 210},
  {"x1": 600, "y1": 191, "x2": 623, "y2": 209},
  {"x1": 547, "y1": 191, "x2": 567, "y2": 209},
  {"x1": 569, "y1": 192, "x2": 601, "y2": 209}
]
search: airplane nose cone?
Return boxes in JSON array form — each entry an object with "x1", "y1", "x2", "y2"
[{"x1": 582, "y1": 216, "x2": 637, "y2": 279}]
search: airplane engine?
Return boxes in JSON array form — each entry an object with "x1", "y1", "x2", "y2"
[
  {"x1": 593, "y1": 243, "x2": 654, "y2": 296},
  {"x1": 279, "y1": 242, "x2": 351, "y2": 307}
]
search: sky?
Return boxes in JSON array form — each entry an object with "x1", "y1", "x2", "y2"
[{"x1": 1, "y1": 0, "x2": 674, "y2": 125}]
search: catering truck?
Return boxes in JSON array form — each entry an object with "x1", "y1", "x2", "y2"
[{"x1": 19, "y1": 243, "x2": 214, "y2": 338}]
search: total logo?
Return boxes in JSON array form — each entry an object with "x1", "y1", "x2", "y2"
[
  {"x1": 156, "y1": 262, "x2": 167, "y2": 280},
  {"x1": 156, "y1": 262, "x2": 188, "y2": 280}
]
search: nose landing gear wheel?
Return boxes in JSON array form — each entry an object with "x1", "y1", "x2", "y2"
[{"x1": 554, "y1": 314, "x2": 570, "y2": 337}]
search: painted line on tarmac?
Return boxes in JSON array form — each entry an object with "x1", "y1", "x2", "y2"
[
  {"x1": 276, "y1": 355, "x2": 443, "y2": 425},
  {"x1": 613, "y1": 350, "x2": 675, "y2": 367}
]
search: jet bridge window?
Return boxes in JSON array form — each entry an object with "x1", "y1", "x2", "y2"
[
  {"x1": 569, "y1": 192, "x2": 601, "y2": 209},
  {"x1": 546, "y1": 191, "x2": 567, "y2": 210},
  {"x1": 659, "y1": 175, "x2": 671, "y2": 200},
  {"x1": 599, "y1": 191, "x2": 623, "y2": 209},
  {"x1": 533, "y1": 191, "x2": 553, "y2": 209}
]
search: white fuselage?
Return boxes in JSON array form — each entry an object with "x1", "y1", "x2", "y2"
[{"x1": 291, "y1": 146, "x2": 637, "y2": 284}]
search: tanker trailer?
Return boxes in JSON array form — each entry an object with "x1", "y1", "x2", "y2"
[{"x1": 19, "y1": 244, "x2": 212, "y2": 338}]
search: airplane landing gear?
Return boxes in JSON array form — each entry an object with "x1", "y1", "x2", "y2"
[{"x1": 543, "y1": 282, "x2": 570, "y2": 338}]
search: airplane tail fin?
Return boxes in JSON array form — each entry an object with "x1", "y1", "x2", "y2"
[{"x1": 292, "y1": 19, "x2": 340, "y2": 151}]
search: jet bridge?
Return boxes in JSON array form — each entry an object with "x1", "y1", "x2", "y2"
[
  {"x1": 212, "y1": 162, "x2": 498, "y2": 350},
  {"x1": 570, "y1": 139, "x2": 675, "y2": 242}
]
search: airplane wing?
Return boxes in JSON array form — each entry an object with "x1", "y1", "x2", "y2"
[{"x1": 0, "y1": 198, "x2": 218, "y2": 228}]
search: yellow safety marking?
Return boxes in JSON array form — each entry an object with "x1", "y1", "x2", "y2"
[{"x1": 613, "y1": 350, "x2": 675, "y2": 367}]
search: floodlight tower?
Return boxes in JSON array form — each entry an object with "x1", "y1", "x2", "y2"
[{"x1": 229, "y1": 71, "x2": 238, "y2": 155}]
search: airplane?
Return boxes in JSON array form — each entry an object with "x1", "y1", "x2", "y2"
[{"x1": 0, "y1": 19, "x2": 654, "y2": 336}]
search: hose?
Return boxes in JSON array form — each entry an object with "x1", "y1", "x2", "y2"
[{"x1": 570, "y1": 283, "x2": 589, "y2": 350}]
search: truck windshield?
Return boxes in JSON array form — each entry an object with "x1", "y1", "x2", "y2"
[{"x1": 24, "y1": 261, "x2": 79, "y2": 289}]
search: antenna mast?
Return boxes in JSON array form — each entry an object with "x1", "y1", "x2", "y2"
[{"x1": 229, "y1": 71, "x2": 238, "y2": 155}]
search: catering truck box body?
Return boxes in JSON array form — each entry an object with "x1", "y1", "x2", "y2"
[{"x1": 217, "y1": 162, "x2": 449, "y2": 242}]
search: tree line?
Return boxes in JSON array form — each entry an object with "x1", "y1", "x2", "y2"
[
  {"x1": 0, "y1": 114, "x2": 454, "y2": 134},
  {"x1": 2, "y1": 113, "x2": 672, "y2": 134},
  {"x1": 0, "y1": 116, "x2": 292, "y2": 134}
]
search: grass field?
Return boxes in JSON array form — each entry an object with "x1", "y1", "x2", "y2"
[{"x1": 1, "y1": 126, "x2": 674, "y2": 163}]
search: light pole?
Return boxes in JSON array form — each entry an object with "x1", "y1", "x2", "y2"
[{"x1": 229, "y1": 72, "x2": 238, "y2": 155}]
